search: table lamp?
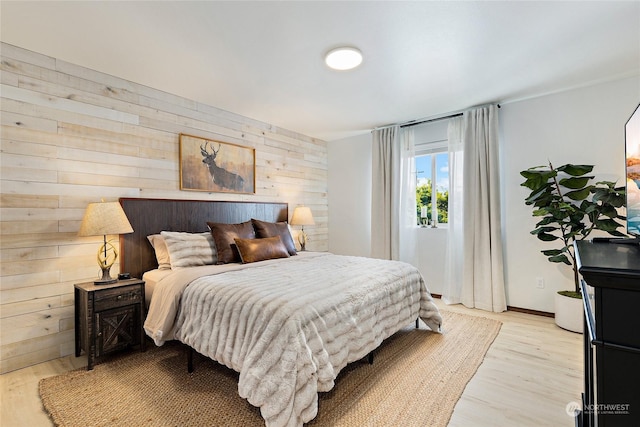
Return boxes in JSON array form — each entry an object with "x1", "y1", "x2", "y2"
[
  {"x1": 78, "y1": 201, "x2": 133, "y2": 284},
  {"x1": 290, "y1": 206, "x2": 315, "y2": 251}
]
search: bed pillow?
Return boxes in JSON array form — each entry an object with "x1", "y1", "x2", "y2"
[
  {"x1": 160, "y1": 231, "x2": 217, "y2": 269},
  {"x1": 251, "y1": 218, "x2": 297, "y2": 256},
  {"x1": 234, "y1": 236, "x2": 290, "y2": 264},
  {"x1": 147, "y1": 234, "x2": 172, "y2": 270},
  {"x1": 207, "y1": 221, "x2": 255, "y2": 264}
]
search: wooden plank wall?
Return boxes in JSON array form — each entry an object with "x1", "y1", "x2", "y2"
[{"x1": 0, "y1": 43, "x2": 328, "y2": 373}]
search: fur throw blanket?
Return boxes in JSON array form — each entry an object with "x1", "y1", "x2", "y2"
[{"x1": 170, "y1": 254, "x2": 442, "y2": 427}]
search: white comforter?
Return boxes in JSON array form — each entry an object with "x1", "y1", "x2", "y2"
[{"x1": 144, "y1": 252, "x2": 442, "y2": 427}]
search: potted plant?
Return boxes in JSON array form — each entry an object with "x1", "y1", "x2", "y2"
[{"x1": 520, "y1": 162, "x2": 626, "y2": 332}]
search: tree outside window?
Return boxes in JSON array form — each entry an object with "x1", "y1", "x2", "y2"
[{"x1": 415, "y1": 152, "x2": 449, "y2": 226}]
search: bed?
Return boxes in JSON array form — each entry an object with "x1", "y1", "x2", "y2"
[{"x1": 119, "y1": 198, "x2": 442, "y2": 427}]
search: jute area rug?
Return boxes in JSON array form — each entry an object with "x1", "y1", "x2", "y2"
[{"x1": 39, "y1": 311, "x2": 501, "y2": 427}]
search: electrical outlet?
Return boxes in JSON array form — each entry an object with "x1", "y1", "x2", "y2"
[{"x1": 536, "y1": 277, "x2": 545, "y2": 289}]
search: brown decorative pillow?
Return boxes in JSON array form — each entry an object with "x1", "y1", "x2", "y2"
[
  {"x1": 251, "y1": 218, "x2": 297, "y2": 256},
  {"x1": 234, "y1": 236, "x2": 290, "y2": 264},
  {"x1": 207, "y1": 221, "x2": 255, "y2": 264}
]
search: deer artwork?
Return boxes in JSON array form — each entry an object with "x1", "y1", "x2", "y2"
[{"x1": 200, "y1": 142, "x2": 245, "y2": 191}]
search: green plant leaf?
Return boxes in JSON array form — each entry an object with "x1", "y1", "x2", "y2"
[
  {"x1": 525, "y1": 186, "x2": 553, "y2": 204},
  {"x1": 532, "y1": 226, "x2": 558, "y2": 235},
  {"x1": 559, "y1": 176, "x2": 592, "y2": 189},
  {"x1": 595, "y1": 218, "x2": 624, "y2": 232},
  {"x1": 565, "y1": 187, "x2": 593, "y2": 201},
  {"x1": 597, "y1": 205, "x2": 619, "y2": 219},
  {"x1": 531, "y1": 193, "x2": 560, "y2": 207},
  {"x1": 532, "y1": 208, "x2": 550, "y2": 216},
  {"x1": 557, "y1": 164, "x2": 593, "y2": 176},
  {"x1": 535, "y1": 216, "x2": 556, "y2": 226},
  {"x1": 542, "y1": 249, "x2": 564, "y2": 256},
  {"x1": 592, "y1": 186, "x2": 625, "y2": 207},
  {"x1": 558, "y1": 290, "x2": 582, "y2": 299},
  {"x1": 548, "y1": 254, "x2": 572, "y2": 264},
  {"x1": 520, "y1": 169, "x2": 557, "y2": 190},
  {"x1": 581, "y1": 200, "x2": 597, "y2": 214},
  {"x1": 566, "y1": 231, "x2": 584, "y2": 240},
  {"x1": 536, "y1": 232, "x2": 559, "y2": 242},
  {"x1": 546, "y1": 205, "x2": 572, "y2": 219}
]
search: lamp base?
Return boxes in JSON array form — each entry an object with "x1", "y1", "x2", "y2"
[
  {"x1": 298, "y1": 230, "x2": 307, "y2": 251},
  {"x1": 94, "y1": 267, "x2": 117, "y2": 285},
  {"x1": 94, "y1": 278, "x2": 117, "y2": 285},
  {"x1": 94, "y1": 239, "x2": 118, "y2": 284}
]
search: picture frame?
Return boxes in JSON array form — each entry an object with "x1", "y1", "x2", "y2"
[{"x1": 179, "y1": 133, "x2": 255, "y2": 194}]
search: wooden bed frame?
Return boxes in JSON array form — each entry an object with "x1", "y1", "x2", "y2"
[
  {"x1": 118, "y1": 198, "x2": 288, "y2": 280},
  {"x1": 118, "y1": 197, "x2": 410, "y2": 374}
]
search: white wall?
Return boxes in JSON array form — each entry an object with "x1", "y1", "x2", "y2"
[
  {"x1": 328, "y1": 75, "x2": 640, "y2": 311},
  {"x1": 414, "y1": 228, "x2": 448, "y2": 295},
  {"x1": 327, "y1": 132, "x2": 371, "y2": 257},
  {"x1": 501, "y1": 76, "x2": 639, "y2": 312}
]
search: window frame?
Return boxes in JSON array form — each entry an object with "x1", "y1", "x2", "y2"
[{"x1": 415, "y1": 141, "x2": 449, "y2": 228}]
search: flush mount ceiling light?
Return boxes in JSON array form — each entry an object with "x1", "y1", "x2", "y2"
[{"x1": 325, "y1": 47, "x2": 363, "y2": 71}]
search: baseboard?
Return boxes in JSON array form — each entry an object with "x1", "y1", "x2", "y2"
[
  {"x1": 507, "y1": 305, "x2": 554, "y2": 318},
  {"x1": 431, "y1": 294, "x2": 554, "y2": 318}
]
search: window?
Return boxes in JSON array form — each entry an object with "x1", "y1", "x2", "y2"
[
  {"x1": 413, "y1": 120, "x2": 450, "y2": 227},
  {"x1": 415, "y1": 150, "x2": 449, "y2": 227}
]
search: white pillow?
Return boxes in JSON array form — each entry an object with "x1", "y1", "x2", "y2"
[
  {"x1": 160, "y1": 231, "x2": 217, "y2": 269},
  {"x1": 147, "y1": 234, "x2": 171, "y2": 270}
]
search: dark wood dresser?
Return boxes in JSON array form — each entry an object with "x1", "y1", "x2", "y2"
[{"x1": 575, "y1": 240, "x2": 640, "y2": 427}]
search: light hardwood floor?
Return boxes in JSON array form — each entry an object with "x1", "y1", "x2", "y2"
[
  {"x1": 443, "y1": 301, "x2": 583, "y2": 427},
  {"x1": 0, "y1": 299, "x2": 583, "y2": 427}
]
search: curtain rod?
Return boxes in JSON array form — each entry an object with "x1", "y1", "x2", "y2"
[
  {"x1": 400, "y1": 112, "x2": 462, "y2": 128},
  {"x1": 372, "y1": 103, "x2": 500, "y2": 132}
]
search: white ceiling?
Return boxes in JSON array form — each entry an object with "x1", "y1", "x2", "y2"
[{"x1": 2, "y1": 1, "x2": 639, "y2": 141}]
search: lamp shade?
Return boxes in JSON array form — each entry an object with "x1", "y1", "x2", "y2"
[
  {"x1": 290, "y1": 206, "x2": 315, "y2": 226},
  {"x1": 78, "y1": 201, "x2": 133, "y2": 237}
]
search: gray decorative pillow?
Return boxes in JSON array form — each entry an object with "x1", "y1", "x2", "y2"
[
  {"x1": 147, "y1": 234, "x2": 171, "y2": 270},
  {"x1": 160, "y1": 231, "x2": 217, "y2": 269}
]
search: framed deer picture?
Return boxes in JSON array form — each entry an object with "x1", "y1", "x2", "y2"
[{"x1": 179, "y1": 134, "x2": 255, "y2": 194}]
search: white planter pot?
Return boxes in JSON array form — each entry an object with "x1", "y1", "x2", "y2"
[{"x1": 554, "y1": 292, "x2": 583, "y2": 333}]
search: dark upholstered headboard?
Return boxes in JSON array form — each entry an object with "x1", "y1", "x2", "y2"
[{"x1": 119, "y1": 198, "x2": 288, "y2": 280}]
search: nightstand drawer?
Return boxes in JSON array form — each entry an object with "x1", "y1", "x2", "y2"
[{"x1": 94, "y1": 286, "x2": 143, "y2": 311}]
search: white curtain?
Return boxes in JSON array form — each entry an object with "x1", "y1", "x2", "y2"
[
  {"x1": 444, "y1": 105, "x2": 506, "y2": 312},
  {"x1": 371, "y1": 126, "x2": 417, "y2": 264},
  {"x1": 445, "y1": 117, "x2": 465, "y2": 303}
]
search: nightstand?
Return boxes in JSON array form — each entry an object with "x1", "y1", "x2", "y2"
[{"x1": 74, "y1": 278, "x2": 146, "y2": 370}]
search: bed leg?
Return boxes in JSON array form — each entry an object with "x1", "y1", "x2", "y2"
[
  {"x1": 416, "y1": 318, "x2": 419, "y2": 328},
  {"x1": 187, "y1": 347, "x2": 194, "y2": 373},
  {"x1": 368, "y1": 351, "x2": 374, "y2": 365}
]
